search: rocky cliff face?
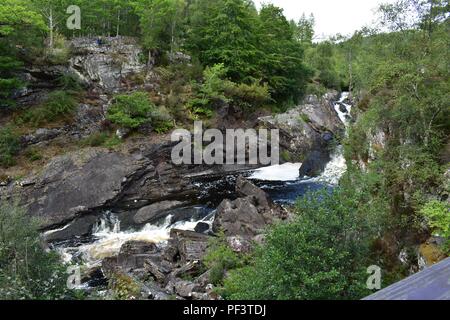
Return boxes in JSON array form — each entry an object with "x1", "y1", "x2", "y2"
[
  {"x1": 258, "y1": 90, "x2": 344, "y2": 177},
  {"x1": 69, "y1": 37, "x2": 147, "y2": 93}
]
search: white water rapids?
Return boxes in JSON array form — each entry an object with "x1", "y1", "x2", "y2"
[
  {"x1": 54, "y1": 92, "x2": 352, "y2": 270},
  {"x1": 57, "y1": 213, "x2": 212, "y2": 268}
]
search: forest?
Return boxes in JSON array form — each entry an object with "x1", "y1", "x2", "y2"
[{"x1": 0, "y1": 0, "x2": 449, "y2": 300}]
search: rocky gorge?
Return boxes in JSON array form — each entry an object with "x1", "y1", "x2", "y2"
[{"x1": 1, "y1": 37, "x2": 354, "y2": 299}]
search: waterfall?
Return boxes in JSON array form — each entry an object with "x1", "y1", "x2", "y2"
[
  {"x1": 334, "y1": 92, "x2": 352, "y2": 127},
  {"x1": 57, "y1": 211, "x2": 213, "y2": 268},
  {"x1": 312, "y1": 145, "x2": 347, "y2": 186},
  {"x1": 317, "y1": 92, "x2": 352, "y2": 185}
]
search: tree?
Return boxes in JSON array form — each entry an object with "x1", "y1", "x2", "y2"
[
  {"x1": 223, "y1": 188, "x2": 381, "y2": 300},
  {"x1": 133, "y1": 0, "x2": 186, "y2": 63},
  {"x1": 30, "y1": 0, "x2": 71, "y2": 48},
  {"x1": 0, "y1": 202, "x2": 78, "y2": 299},
  {"x1": 186, "y1": 0, "x2": 262, "y2": 82},
  {"x1": 305, "y1": 41, "x2": 341, "y2": 90},
  {"x1": 0, "y1": 0, "x2": 45, "y2": 37},
  {"x1": 0, "y1": 0, "x2": 45, "y2": 108},
  {"x1": 257, "y1": 4, "x2": 310, "y2": 103},
  {"x1": 107, "y1": 91, "x2": 155, "y2": 129},
  {"x1": 291, "y1": 13, "x2": 315, "y2": 44}
]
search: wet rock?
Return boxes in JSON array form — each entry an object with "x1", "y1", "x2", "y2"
[
  {"x1": 120, "y1": 241, "x2": 158, "y2": 256},
  {"x1": 213, "y1": 177, "x2": 285, "y2": 238},
  {"x1": 43, "y1": 214, "x2": 98, "y2": 242},
  {"x1": 299, "y1": 150, "x2": 331, "y2": 178},
  {"x1": 258, "y1": 91, "x2": 344, "y2": 161},
  {"x1": 144, "y1": 259, "x2": 168, "y2": 284},
  {"x1": 103, "y1": 241, "x2": 163, "y2": 273},
  {"x1": 236, "y1": 176, "x2": 270, "y2": 208},
  {"x1": 133, "y1": 201, "x2": 188, "y2": 224},
  {"x1": 194, "y1": 222, "x2": 210, "y2": 234},
  {"x1": 168, "y1": 229, "x2": 210, "y2": 263},
  {"x1": 8, "y1": 149, "x2": 145, "y2": 229},
  {"x1": 213, "y1": 198, "x2": 265, "y2": 237}
]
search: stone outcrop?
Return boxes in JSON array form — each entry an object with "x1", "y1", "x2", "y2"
[
  {"x1": 2, "y1": 149, "x2": 146, "y2": 231},
  {"x1": 69, "y1": 37, "x2": 146, "y2": 92},
  {"x1": 133, "y1": 201, "x2": 188, "y2": 224},
  {"x1": 213, "y1": 176, "x2": 286, "y2": 239},
  {"x1": 258, "y1": 91, "x2": 344, "y2": 177}
]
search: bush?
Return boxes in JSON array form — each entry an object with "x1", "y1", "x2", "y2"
[
  {"x1": 45, "y1": 33, "x2": 70, "y2": 65},
  {"x1": 107, "y1": 92, "x2": 154, "y2": 129},
  {"x1": 222, "y1": 188, "x2": 380, "y2": 300},
  {"x1": 420, "y1": 200, "x2": 450, "y2": 253},
  {"x1": 57, "y1": 73, "x2": 83, "y2": 92},
  {"x1": 108, "y1": 272, "x2": 141, "y2": 300},
  {"x1": 0, "y1": 202, "x2": 78, "y2": 300},
  {"x1": 151, "y1": 106, "x2": 174, "y2": 134},
  {"x1": 79, "y1": 132, "x2": 109, "y2": 147},
  {"x1": 226, "y1": 81, "x2": 271, "y2": 109},
  {"x1": 19, "y1": 90, "x2": 78, "y2": 126},
  {"x1": 204, "y1": 234, "x2": 242, "y2": 286},
  {"x1": 188, "y1": 64, "x2": 233, "y2": 117},
  {"x1": 25, "y1": 147, "x2": 42, "y2": 162},
  {"x1": 189, "y1": 63, "x2": 272, "y2": 116},
  {"x1": 0, "y1": 56, "x2": 23, "y2": 109},
  {"x1": 0, "y1": 126, "x2": 20, "y2": 168}
]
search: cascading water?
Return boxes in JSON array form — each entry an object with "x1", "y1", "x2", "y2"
[
  {"x1": 55, "y1": 210, "x2": 214, "y2": 268},
  {"x1": 52, "y1": 92, "x2": 353, "y2": 275},
  {"x1": 248, "y1": 92, "x2": 352, "y2": 201}
]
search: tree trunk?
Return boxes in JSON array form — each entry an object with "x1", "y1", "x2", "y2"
[
  {"x1": 116, "y1": 10, "x2": 121, "y2": 37},
  {"x1": 49, "y1": 8, "x2": 54, "y2": 48}
]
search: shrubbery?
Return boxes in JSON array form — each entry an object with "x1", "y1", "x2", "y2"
[
  {"x1": 107, "y1": 92, "x2": 174, "y2": 134},
  {"x1": 221, "y1": 188, "x2": 381, "y2": 300},
  {"x1": 18, "y1": 90, "x2": 78, "y2": 126},
  {"x1": 420, "y1": 200, "x2": 450, "y2": 253},
  {"x1": 204, "y1": 234, "x2": 243, "y2": 286},
  {"x1": 188, "y1": 63, "x2": 271, "y2": 117},
  {"x1": 0, "y1": 202, "x2": 79, "y2": 300},
  {"x1": 107, "y1": 92, "x2": 155, "y2": 129},
  {"x1": 0, "y1": 126, "x2": 20, "y2": 168}
]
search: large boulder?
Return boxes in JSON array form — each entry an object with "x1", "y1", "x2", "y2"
[
  {"x1": 298, "y1": 150, "x2": 331, "y2": 178},
  {"x1": 213, "y1": 177, "x2": 286, "y2": 239},
  {"x1": 3, "y1": 149, "x2": 146, "y2": 230},
  {"x1": 168, "y1": 229, "x2": 211, "y2": 263},
  {"x1": 258, "y1": 91, "x2": 344, "y2": 168},
  {"x1": 133, "y1": 201, "x2": 188, "y2": 224}
]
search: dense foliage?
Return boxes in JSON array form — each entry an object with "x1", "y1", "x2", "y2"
[
  {"x1": 220, "y1": 187, "x2": 384, "y2": 300},
  {"x1": 0, "y1": 203, "x2": 79, "y2": 300},
  {"x1": 0, "y1": 0, "x2": 448, "y2": 301},
  {"x1": 0, "y1": 126, "x2": 20, "y2": 168}
]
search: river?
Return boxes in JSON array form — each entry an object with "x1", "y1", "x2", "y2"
[{"x1": 52, "y1": 92, "x2": 352, "y2": 276}]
